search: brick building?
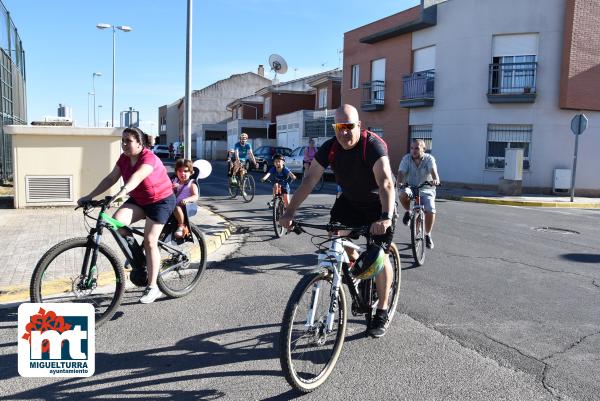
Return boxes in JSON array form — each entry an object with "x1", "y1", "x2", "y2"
[{"x1": 343, "y1": 0, "x2": 600, "y2": 193}]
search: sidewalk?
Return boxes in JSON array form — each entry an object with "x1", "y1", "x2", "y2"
[
  {"x1": 437, "y1": 187, "x2": 600, "y2": 208},
  {"x1": 0, "y1": 205, "x2": 232, "y2": 304}
]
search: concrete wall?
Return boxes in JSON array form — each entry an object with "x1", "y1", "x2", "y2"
[
  {"x1": 7, "y1": 126, "x2": 122, "y2": 208},
  {"x1": 411, "y1": 0, "x2": 600, "y2": 191}
]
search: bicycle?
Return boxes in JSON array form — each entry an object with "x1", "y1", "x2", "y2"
[
  {"x1": 262, "y1": 177, "x2": 293, "y2": 238},
  {"x1": 279, "y1": 221, "x2": 401, "y2": 393},
  {"x1": 400, "y1": 181, "x2": 437, "y2": 266},
  {"x1": 30, "y1": 196, "x2": 207, "y2": 326},
  {"x1": 228, "y1": 161, "x2": 255, "y2": 203}
]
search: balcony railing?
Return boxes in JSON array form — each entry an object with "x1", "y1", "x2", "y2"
[
  {"x1": 361, "y1": 80, "x2": 385, "y2": 111},
  {"x1": 400, "y1": 69, "x2": 435, "y2": 108},
  {"x1": 488, "y1": 62, "x2": 537, "y2": 103}
]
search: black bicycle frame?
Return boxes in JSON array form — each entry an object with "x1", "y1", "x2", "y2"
[{"x1": 80, "y1": 202, "x2": 192, "y2": 280}]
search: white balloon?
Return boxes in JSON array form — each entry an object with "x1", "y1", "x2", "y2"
[{"x1": 192, "y1": 159, "x2": 212, "y2": 179}]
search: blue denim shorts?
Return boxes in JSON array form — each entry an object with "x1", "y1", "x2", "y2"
[{"x1": 125, "y1": 194, "x2": 176, "y2": 224}]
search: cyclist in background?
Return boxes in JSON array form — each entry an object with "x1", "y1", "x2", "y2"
[
  {"x1": 397, "y1": 139, "x2": 440, "y2": 249},
  {"x1": 302, "y1": 138, "x2": 318, "y2": 174},
  {"x1": 261, "y1": 153, "x2": 297, "y2": 208},
  {"x1": 230, "y1": 132, "x2": 257, "y2": 183}
]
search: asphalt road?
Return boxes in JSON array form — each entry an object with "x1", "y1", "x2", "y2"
[{"x1": 1, "y1": 161, "x2": 598, "y2": 400}]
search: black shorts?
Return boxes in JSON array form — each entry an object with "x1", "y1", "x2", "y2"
[
  {"x1": 124, "y1": 194, "x2": 176, "y2": 225},
  {"x1": 330, "y1": 194, "x2": 395, "y2": 252}
]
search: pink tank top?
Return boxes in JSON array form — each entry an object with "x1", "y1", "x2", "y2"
[
  {"x1": 117, "y1": 148, "x2": 173, "y2": 206},
  {"x1": 172, "y1": 177, "x2": 195, "y2": 204},
  {"x1": 304, "y1": 146, "x2": 318, "y2": 162}
]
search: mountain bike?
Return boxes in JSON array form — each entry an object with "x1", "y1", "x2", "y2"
[
  {"x1": 279, "y1": 221, "x2": 401, "y2": 393},
  {"x1": 400, "y1": 181, "x2": 437, "y2": 266},
  {"x1": 228, "y1": 163, "x2": 255, "y2": 203},
  {"x1": 30, "y1": 196, "x2": 207, "y2": 326},
  {"x1": 263, "y1": 178, "x2": 293, "y2": 238}
]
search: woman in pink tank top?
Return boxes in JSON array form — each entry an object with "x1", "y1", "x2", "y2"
[
  {"x1": 78, "y1": 127, "x2": 176, "y2": 304},
  {"x1": 303, "y1": 138, "x2": 318, "y2": 173}
]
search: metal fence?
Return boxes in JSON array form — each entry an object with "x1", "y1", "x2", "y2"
[
  {"x1": 488, "y1": 62, "x2": 537, "y2": 95},
  {"x1": 0, "y1": 1, "x2": 27, "y2": 183},
  {"x1": 361, "y1": 80, "x2": 385, "y2": 107},
  {"x1": 402, "y1": 70, "x2": 435, "y2": 100}
]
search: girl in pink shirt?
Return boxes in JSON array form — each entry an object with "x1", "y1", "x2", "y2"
[
  {"x1": 78, "y1": 127, "x2": 175, "y2": 304},
  {"x1": 172, "y1": 158, "x2": 199, "y2": 238}
]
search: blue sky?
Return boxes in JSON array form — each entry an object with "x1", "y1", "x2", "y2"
[{"x1": 6, "y1": 0, "x2": 419, "y2": 135}]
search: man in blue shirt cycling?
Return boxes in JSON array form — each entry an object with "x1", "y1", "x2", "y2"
[{"x1": 230, "y1": 132, "x2": 257, "y2": 183}]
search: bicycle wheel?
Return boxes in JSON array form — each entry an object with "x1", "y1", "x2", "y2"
[
  {"x1": 157, "y1": 223, "x2": 207, "y2": 298},
  {"x1": 410, "y1": 211, "x2": 426, "y2": 266},
  {"x1": 228, "y1": 178, "x2": 239, "y2": 198},
  {"x1": 272, "y1": 196, "x2": 285, "y2": 238},
  {"x1": 313, "y1": 174, "x2": 324, "y2": 192},
  {"x1": 280, "y1": 271, "x2": 347, "y2": 393},
  {"x1": 30, "y1": 237, "x2": 125, "y2": 327},
  {"x1": 241, "y1": 174, "x2": 255, "y2": 203}
]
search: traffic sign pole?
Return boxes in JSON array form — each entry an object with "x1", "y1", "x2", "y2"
[
  {"x1": 570, "y1": 132, "x2": 579, "y2": 202},
  {"x1": 569, "y1": 113, "x2": 588, "y2": 202}
]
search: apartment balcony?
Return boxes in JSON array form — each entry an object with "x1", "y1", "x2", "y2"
[
  {"x1": 487, "y1": 62, "x2": 537, "y2": 103},
  {"x1": 400, "y1": 70, "x2": 435, "y2": 108},
  {"x1": 361, "y1": 80, "x2": 385, "y2": 111}
]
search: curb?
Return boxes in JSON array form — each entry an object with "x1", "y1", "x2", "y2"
[
  {"x1": 440, "y1": 194, "x2": 600, "y2": 208},
  {"x1": 0, "y1": 208, "x2": 233, "y2": 305}
]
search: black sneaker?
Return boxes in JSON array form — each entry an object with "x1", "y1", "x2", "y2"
[
  {"x1": 425, "y1": 235, "x2": 434, "y2": 249},
  {"x1": 402, "y1": 211, "x2": 410, "y2": 225},
  {"x1": 369, "y1": 309, "x2": 389, "y2": 338}
]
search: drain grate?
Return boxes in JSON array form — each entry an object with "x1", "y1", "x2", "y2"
[{"x1": 532, "y1": 226, "x2": 580, "y2": 235}]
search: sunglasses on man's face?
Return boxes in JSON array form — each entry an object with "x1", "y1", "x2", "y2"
[{"x1": 332, "y1": 122, "x2": 357, "y2": 132}]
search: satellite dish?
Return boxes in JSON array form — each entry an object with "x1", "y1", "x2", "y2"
[
  {"x1": 192, "y1": 159, "x2": 212, "y2": 179},
  {"x1": 269, "y1": 54, "x2": 288, "y2": 81}
]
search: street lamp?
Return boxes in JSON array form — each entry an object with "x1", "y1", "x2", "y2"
[
  {"x1": 87, "y1": 91, "x2": 94, "y2": 127},
  {"x1": 97, "y1": 105, "x2": 103, "y2": 127},
  {"x1": 92, "y1": 72, "x2": 102, "y2": 127},
  {"x1": 96, "y1": 23, "x2": 132, "y2": 128}
]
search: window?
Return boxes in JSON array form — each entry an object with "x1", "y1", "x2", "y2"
[
  {"x1": 318, "y1": 88, "x2": 327, "y2": 108},
  {"x1": 486, "y1": 124, "x2": 532, "y2": 170},
  {"x1": 409, "y1": 125, "x2": 433, "y2": 152},
  {"x1": 368, "y1": 127, "x2": 384, "y2": 138},
  {"x1": 491, "y1": 55, "x2": 537, "y2": 94},
  {"x1": 490, "y1": 33, "x2": 538, "y2": 94},
  {"x1": 264, "y1": 97, "x2": 271, "y2": 114},
  {"x1": 351, "y1": 64, "x2": 360, "y2": 89}
]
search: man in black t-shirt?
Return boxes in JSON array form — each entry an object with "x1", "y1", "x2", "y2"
[{"x1": 280, "y1": 104, "x2": 396, "y2": 338}]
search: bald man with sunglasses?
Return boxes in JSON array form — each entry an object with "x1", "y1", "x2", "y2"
[{"x1": 280, "y1": 104, "x2": 396, "y2": 338}]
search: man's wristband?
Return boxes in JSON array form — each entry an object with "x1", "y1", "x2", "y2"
[
  {"x1": 120, "y1": 185, "x2": 128, "y2": 195},
  {"x1": 380, "y1": 212, "x2": 391, "y2": 220}
]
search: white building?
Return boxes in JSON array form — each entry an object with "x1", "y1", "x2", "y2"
[{"x1": 411, "y1": 0, "x2": 600, "y2": 192}]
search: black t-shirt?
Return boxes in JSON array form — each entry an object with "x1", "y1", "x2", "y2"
[{"x1": 314, "y1": 130, "x2": 388, "y2": 203}]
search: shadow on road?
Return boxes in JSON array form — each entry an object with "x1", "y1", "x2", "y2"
[
  {"x1": 560, "y1": 253, "x2": 600, "y2": 264},
  {"x1": 2, "y1": 322, "x2": 289, "y2": 400}
]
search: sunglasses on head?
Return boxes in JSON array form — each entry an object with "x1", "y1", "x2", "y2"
[{"x1": 332, "y1": 122, "x2": 357, "y2": 132}]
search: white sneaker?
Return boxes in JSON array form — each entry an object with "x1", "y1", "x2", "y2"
[{"x1": 139, "y1": 286, "x2": 162, "y2": 304}]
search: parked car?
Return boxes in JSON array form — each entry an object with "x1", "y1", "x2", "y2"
[
  {"x1": 152, "y1": 144, "x2": 170, "y2": 159},
  {"x1": 288, "y1": 146, "x2": 334, "y2": 175},
  {"x1": 252, "y1": 146, "x2": 292, "y2": 173}
]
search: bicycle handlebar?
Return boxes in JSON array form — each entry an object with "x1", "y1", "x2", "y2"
[
  {"x1": 75, "y1": 195, "x2": 114, "y2": 211},
  {"x1": 399, "y1": 181, "x2": 440, "y2": 190},
  {"x1": 289, "y1": 221, "x2": 370, "y2": 236}
]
